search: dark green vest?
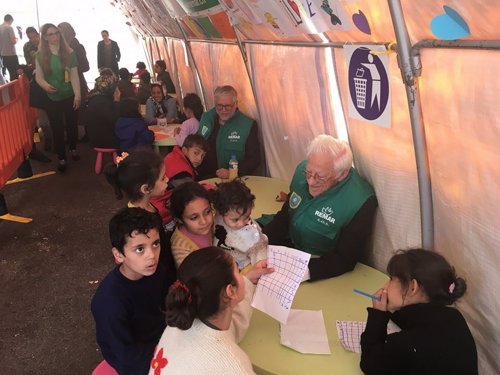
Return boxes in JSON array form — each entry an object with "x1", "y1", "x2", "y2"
[
  {"x1": 198, "y1": 108, "x2": 253, "y2": 168},
  {"x1": 288, "y1": 160, "x2": 375, "y2": 255}
]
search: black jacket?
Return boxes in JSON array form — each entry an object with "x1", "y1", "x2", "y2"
[{"x1": 360, "y1": 303, "x2": 478, "y2": 375}]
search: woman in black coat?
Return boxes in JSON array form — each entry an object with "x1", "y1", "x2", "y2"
[{"x1": 84, "y1": 68, "x2": 120, "y2": 149}]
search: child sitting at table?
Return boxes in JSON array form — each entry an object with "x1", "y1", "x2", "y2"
[
  {"x1": 149, "y1": 246, "x2": 273, "y2": 375},
  {"x1": 115, "y1": 98, "x2": 154, "y2": 152},
  {"x1": 145, "y1": 83, "x2": 177, "y2": 125},
  {"x1": 151, "y1": 134, "x2": 209, "y2": 230},
  {"x1": 170, "y1": 182, "x2": 214, "y2": 267},
  {"x1": 174, "y1": 93, "x2": 204, "y2": 146},
  {"x1": 104, "y1": 150, "x2": 176, "y2": 272},
  {"x1": 91, "y1": 207, "x2": 176, "y2": 375},
  {"x1": 213, "y1": 179, "x2": 268, "y2": 271},
  {"x1": 360, "y1": 249, "x2": 477, "y2": 375}
]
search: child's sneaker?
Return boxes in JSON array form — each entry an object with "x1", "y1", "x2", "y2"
[
  {"x1": 58, "y1": 159, "x2": 67, "y2": 172},
  {"x1": 70, "y1": 149, "x2": 80, "y2": 161}
]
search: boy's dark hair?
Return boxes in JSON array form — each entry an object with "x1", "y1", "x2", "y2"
[
  {"x1": 136, "y1": 61, "x2": 146, "y2": 70},
  {"x1": 170, "y1": 182, "x2": 211, "y2": 221},
  {"x1": 155, "y1": 60, "x2": 166, "y2": 70},
  {"x1": 101, "y1": 30, "x2": 109, "y2": 35},
  {"x1": 119, "y1": 98, "x2": 142, "y2": 118},
  {"x1": 213, "y1": 180, "x2": 255, "y2": 216},
  {"x1": 182, "y1": 93, "x2": 204, "y2": 121},
  {"x1": 26, "y1": 26, "x2": 38, "y2": 34},
  {"x1": 109, "y1": 207, "x2": 161, "y2": 254},
  {"x1": 139, "y1": 71, "x2": 151, "y2": 84},
  {"x1": 166, "y1": 246, "x2": 236, "y2": 330},
  {"x1": 4, "y1": 14, "x2": 13, "y2": 22},
  {"x1": 118, "y1": 68, "x2": 130, "y2": 80},
  {"x1": 104, "y1": 150, "x2": 163, "y2": 201},
  {"x1": 182, "y1": 134, "x2": 208, "y2": 152},
  {"x1": 387, "y1": 248, "x2": 466, "y2": 305}
]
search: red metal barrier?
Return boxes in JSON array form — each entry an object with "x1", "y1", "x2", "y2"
[{"x1": 0, "y1": 76, "x2": 36, "y2": 188}]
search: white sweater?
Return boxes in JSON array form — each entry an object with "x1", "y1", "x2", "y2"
[{"x1": 149, "y1": 277, "x2": 256, "y2": 375}]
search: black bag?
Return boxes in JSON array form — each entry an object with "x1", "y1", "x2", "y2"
[{"x1": 29, "y1": 74, "x2": 51, "y2": 110}]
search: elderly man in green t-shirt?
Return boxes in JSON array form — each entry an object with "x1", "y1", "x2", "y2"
[
  {"x1": 197, "y1": 85, "x2": 261, "y2": 179},
  {"x1": 264, "y1": 134, "x2": 377, "y2": 281}
]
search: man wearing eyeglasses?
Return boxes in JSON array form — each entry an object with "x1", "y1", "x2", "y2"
[
  {"x1": 263, "y1": 134, "x2": 377, "y2": 281},
  {"x1": 197, "y1": 85, "x2": 260, "y2": 179}
]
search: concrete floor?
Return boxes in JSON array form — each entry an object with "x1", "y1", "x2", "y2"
[{"x1": 0, "y1": 142, "x2": 124, "y2": 374}]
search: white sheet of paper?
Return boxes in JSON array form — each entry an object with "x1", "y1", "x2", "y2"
[
  {"x1": 280, "y1": 309, "x2": 331, "y2": 354},
  {"x1": 336, "y1": 320, "x2": 401, "y2": 353},
  {"x1": 251, "y1": 245, "x2": 310, "y2": 324}
]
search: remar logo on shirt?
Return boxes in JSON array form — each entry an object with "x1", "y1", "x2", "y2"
[
  {"x1": 315, "y1": 206, "x2": 336, "y2": 225},
  {"x1": 228, "y1": 131, "x2": 240, "y2": 141},
  {"x1": 289, "y1": 192, "x2": 302, "y2": 209},
  {"x1": 201, "y1": 125, "x2": 209, "y2": 136}
]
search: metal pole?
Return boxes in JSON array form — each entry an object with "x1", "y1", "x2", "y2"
[
  {"x1": 175, "y1": 19, "x2": 207, "y2": 109},
  {"x1": 388, "y1": 0, "x2": 434, "y2": 250}
]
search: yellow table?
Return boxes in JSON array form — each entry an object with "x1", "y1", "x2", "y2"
[
  {"x1": 149, "y1": 125, "x2": 179, "y2": 152},
  {"x1": 201, "y1": 176, "x2": 289, "y2": 219},
  {"x1": 240, "y1": 263, "x2": 389, "y2": 375}
]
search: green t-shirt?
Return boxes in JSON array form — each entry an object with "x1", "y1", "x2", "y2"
[{"x1": 36, "y1": 51, "x2": 77, "y2": 101}]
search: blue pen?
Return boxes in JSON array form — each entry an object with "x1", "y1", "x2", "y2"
[{"x1": 353, "y1": 288, "x2": 382, "y2": 301}]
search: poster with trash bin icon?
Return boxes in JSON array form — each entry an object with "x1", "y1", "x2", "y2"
[{"x1": 345, "y1": 45, "x2": 391, "y2": 128}]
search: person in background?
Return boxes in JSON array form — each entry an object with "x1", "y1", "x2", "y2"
[
  {"x1": 174, "y1": 92, "x2": 204, "y2": 146},
  {"x1": 115, "y1": 97, "x2": 154, "y2": 152},
  {"x1": 133, "y1": 61, "x2": 147, "y2": 77},
  {"x1": 117, "y1": 67, "x2": 136, "y2": 99},
  {"x1": 154, "y1": 59, "x2": 175, "y2": 93},
  {"x1": 0, "y1": 14, "x2": 19, "y2": 81},
  {"x1": 23, "y1": 27, "x2": 39, "y2": 68},
  {"x1": 84, "y1": 68, "x2": 120, "y2": 150},
  {"x1": 145, "y1": 83, "x2": 177, "y2": 125},
  {"x1": 91, "y1": 207, "x2": 176, "y2": 375},
  {"x1": 263, "y1": 134, "x2": 377, "y2": 282},
  {"x1": 137, "y1": 71, "x2": 151, "y2": 105},
  {"x1": 149, "y1": 246, "x2": 272, "y2": 375},
  {"x1": 197, "y1": 85, "x2": 261, "y2": 179},
  {"x1": 151, "y1": 134, "x2": 209, "y2": 229},
  {"x1": 58, "y1": 22, "x2": 89, "y2": 101},
  {"x1": 35, "y1": 23, "x2": 81, "y2": 172},
  {"x1": 22, "y1": 26, "x2": 53, "y2": 152},
  {"x1": 97, "y1": 30, "x2": 120, "y2": 74},
  {"x1": 360, "y1": 249, "x2": 477, "y2": 375}
]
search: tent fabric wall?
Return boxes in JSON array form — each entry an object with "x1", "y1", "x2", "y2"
[
  {"x1": 333, "y1": 47, "x2": 421, "y2": 270},
  {"x1": 420, "y1": 48, "x2": 500, "y2": 375},
  {"x1": 189, "y1": 42, "x2": 257, "y2": 119},
  {"x1": 125, "y1": 1, "x2": 500, "y2": 373},
  {"x1": 247, "y1": 44, "x2": 338, "y2": 179},
  {"x1": 171, "y1": 39, "x2": 197, "y2": 95}
]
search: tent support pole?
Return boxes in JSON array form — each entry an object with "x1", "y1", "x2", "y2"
[
  {"x1": 388, "y1": 0, "x2": 434, "y2": 250},
  {"x1": 234, "y1": 28, "x2": 268, "y2": 175},
  {"x1": 175, "y1": 20, "x2": 208, "y2": 110}
]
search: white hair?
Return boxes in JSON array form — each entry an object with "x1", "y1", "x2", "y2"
[
  {"x1": 306, "y1": 134, "x2": 353, "y2": 179},
  {"x1": 214, "y1": 85, "x2": 237, "y2": 101}
]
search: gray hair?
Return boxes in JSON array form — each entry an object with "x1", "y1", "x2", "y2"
[
  {"x1": 306, "y1": 134, "x2": 353, "y2": 179},
  {"x1": 214, "y1": 85, "x2": 237, "y2": 101}
]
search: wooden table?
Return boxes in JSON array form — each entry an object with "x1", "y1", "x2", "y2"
[
  {"x1": 149, "y1": 125, "x2": 179, "y2": 152},
  {"x1": 200, "y1": 176, "x2": 289, "y2": 219},
  {"x1": 240, "y1": 263, "x2": 389, "y2": 375}
]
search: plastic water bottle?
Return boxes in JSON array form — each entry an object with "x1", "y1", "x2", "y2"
[{"x1": 228, "y1": 154, "x2": 238, "y2": 180}]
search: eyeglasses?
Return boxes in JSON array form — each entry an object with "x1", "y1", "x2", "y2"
[
  {"x1": 46, "y1": 31, "x2": 60, "y2": 37},
  {"x1": 215, "y1": 103, "x2": 235, "y2": 111},
  {"x1": 302, "y1": 168, "x2": 332, "y2": 183}
]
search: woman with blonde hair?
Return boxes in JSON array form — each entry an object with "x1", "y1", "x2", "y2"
[{"x1": 35, "y1": 23, "x2": 81, "y2": 172}]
